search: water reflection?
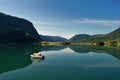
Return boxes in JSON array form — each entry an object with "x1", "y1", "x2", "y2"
[
  {"x1": 69, "y1": 45, "x2": 120, "y2": 60},
  {"x1": 0, "y1": 45, "x2": 120, "y2": 76},
  {"x1": 0, "y1": 45, "x2": 42, "y2": 74},
  {"x1": 0, "y1": 45, "x2": 120, "y2": 80},
  {"x1": 31, "y1": 58, "x2": 45, "y2": 62},
  {"x1": 0, "y1": 45, "x2": 67, "y2": 74},
  {"x1": 39, "y1": 46, "x2": 67, "y2": 52}
]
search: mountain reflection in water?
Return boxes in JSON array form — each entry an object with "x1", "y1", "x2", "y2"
[
  {"x1": 69, "y1": 45, "x2": 120, "y2": 60},
  {"x1": 0, "y1": 45, "x2": 120, "y2": 80},
  {"x1": 0, "y1": 45, "x2": 42, "y2": 74},
  {"x1": 0, "y1": 45, "x2": 67, "y2": 74}
]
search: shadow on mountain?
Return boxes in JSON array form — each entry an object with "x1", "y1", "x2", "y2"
[
  {"x1": 39, "y1": 46, "x2": 67, "y2": 52},
  {"x1": 0, "y1": 45, "x2": 42, "y2": 74},
  {"x1": 69, "y1": 45, "x2": 120, "y2": 60}
]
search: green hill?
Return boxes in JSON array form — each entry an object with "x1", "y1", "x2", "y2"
[
  {"x1": 69, "y1": 34, "x2": 103, "y2": 42},
  {"x1": 69, "y1": 27, "x2": 120, "y2": 42},
  {"x1": 69, "y1": 34, "x2": 92, "y2": 42},
  {"x1": 87, "y1": 28, "x2": 120, "y2": 42}
]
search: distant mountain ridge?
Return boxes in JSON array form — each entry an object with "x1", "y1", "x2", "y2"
[{"x1": 39, "y1": 35, "x2": 67, "y2": 42}]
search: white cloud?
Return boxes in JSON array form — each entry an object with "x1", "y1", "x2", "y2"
[{"x1": 70, "y1": 18, "x2": 120, "y2": 27}]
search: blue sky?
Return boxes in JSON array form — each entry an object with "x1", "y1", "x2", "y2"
[{"x1": 0, "y1": 0, "x2": 120, "y2": 38}]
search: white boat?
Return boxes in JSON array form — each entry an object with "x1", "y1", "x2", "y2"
[{"x1": 30, "y1": 53, "x2": 45, "y2": 59}]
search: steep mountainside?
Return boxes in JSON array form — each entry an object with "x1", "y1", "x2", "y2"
[
  {"x1": 39, "y1": 35, "x2": 67, "y2": 42},
  {"x1": 0, "y1": 12, "x2": 42, "y2": 43}
]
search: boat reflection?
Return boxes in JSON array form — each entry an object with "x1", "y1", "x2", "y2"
[{"x1": 31, "y1": 57, "x2": 45, "y2": 62}]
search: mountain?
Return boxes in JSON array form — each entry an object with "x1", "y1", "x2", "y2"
[
  {"x1": 69, "y1": 34, "x2": 103, "y2": 42},
  {"x1": 69, "y1": 27, "x2": 120, "y2": 42},
  {"x1": 103, "y1": 28, "x2": 120, "y2": 40},
  {"x1": 69, "y1": 34, "x2": 92, "y2": 42},
  {"x1": 86, "y1": 28, "x2": 120, "y2": 42},
  {"x1": 0, "y1": 12, "x2": 42, "y2": 43},
  {"x1": 39, "y1": 35, "x2": 67, "y2": 42}
]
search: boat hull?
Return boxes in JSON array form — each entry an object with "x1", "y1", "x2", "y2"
[{"x1": 30, "y1": 55, "x2": 43, "y2": 59}]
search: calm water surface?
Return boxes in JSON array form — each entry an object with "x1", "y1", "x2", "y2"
[{"x1": 0, "y1": 45, "x2": 120, "y2": 80}]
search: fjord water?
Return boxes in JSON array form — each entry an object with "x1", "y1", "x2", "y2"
[{"x1": 0, "y1": 45, "x2": 120, "y2": 80}]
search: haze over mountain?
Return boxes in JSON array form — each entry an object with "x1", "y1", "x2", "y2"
[{"x1": 0, "y1": 12, "x2": 42, "y2": 43}]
